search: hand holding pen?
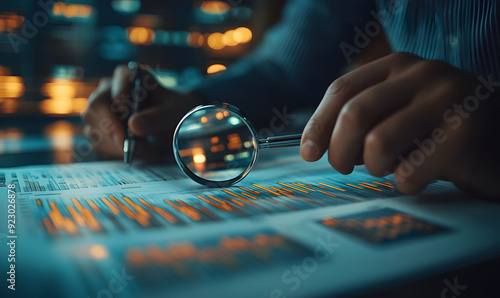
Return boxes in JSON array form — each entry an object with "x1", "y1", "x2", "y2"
[{"x1": 82, "y1": 63, "x2": 204, "y2": 164}]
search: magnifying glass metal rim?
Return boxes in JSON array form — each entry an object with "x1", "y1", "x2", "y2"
[{"x1": 173, "y1": 102, "x2": 260, "y2": 188}]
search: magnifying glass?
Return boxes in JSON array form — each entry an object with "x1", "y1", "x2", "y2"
[{"x1": 173, "y1": 102, "x2": 302, "y2": 187}]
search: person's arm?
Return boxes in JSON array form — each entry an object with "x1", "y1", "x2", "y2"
[
  {"x1": 191, "y1": 0, "x2": 375, "y2": 128},
  {"x1": 82, "y1": 0, "x2": 375, "y2": 159}
]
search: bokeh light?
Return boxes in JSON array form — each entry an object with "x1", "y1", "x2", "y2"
[
  {"x1": 207, "y1": 32, "x2": 225, "y2": 50},
  {"x1": 0, "y1": 76, "x2": 24, "y2": 98},
  {"x1": 52, "y1": 3, "x2": 93, "y2": 19},
  {"x1": 235, "y1": 27, "x2": 252, "y2": 43},
  {"x1": 200, "y1": 1, "x2": 230, "y2": 14},
  {"x1": 128, "y1": 27, "x2": 155, "y2": 45},
  {"x1": 207, "y1": 64, "x2": 227, "y2": 74}
]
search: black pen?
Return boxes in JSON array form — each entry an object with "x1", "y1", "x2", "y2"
[{"x1": 123, "y1": 61, "x2": 141, "y2": 167}]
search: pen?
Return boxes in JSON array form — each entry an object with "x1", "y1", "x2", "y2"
[{"x1": 123, "y1": 61, "x2": 141, "y2": 167}]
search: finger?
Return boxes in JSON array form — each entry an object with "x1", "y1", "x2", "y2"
[
  {"x1": 83, "y1": 122, "x2": 123, "y2": 158},
  {"x1": 81, "y1": 78, "x2": 111, "y2": 120},
  {"x1": 128, "y1": 96, "x2": 198, "y2": 137},
  {"x1": 128, "y1": 105, "x2": 178, "y2": 137},
  {"x1": 327, "y1": 74, "x2": 421, "y2": 174},
  {"x1": 363, "y1": 81, "x2": 458, "y2": 177},
  {"x1": 130, "y1": 67, "x2": 172, "y2": 109},
  {"x1": 84, "y1": 100, "x2": 126, "y2": 155},
  {"x1": 111, "y1": 65, "x2": 130, "y2": 101},
  {"x1": 394, "y1": 119, "x2": 469, "y2": 194},
  {"x1": 87, "y1": 97, "x2": 126, "y2": 145},
  {"x1": 136, "y1": 67, "x2": 165, "y2": 105},
  {"x1": 300, "y1": 53, "x2": 420, "y2": 162}
]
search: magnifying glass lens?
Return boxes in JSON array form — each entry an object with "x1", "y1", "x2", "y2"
[{"x1": 174, "y1": 105, "x2": 258, "y2": 186}]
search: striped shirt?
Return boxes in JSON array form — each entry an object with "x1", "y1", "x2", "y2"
[
  {"x1": 379, "y1": 0, "x2": 500, "y2": 80},
  {"x1": 192, "y1": 0, "x2": 500, "y2": 126}
]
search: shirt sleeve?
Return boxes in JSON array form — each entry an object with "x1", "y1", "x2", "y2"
[{"x1": 189, "y1": 0, "x2": 375, "y2": 128}]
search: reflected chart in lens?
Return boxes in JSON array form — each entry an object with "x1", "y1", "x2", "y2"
[{"x1": 175, "y1": 105, "x2": 257, "y2": 183}]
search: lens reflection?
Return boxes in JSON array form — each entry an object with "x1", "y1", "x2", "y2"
[{"x1": 175, "y1": 106, "x2": 257, "y2": 183}]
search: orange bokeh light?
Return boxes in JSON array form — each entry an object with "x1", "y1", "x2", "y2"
[
  {"x1": 128, "y1": 27, "x2": 155, "y2": 45},
  {"x1": 52, "y1": 3, "x2": 93, "y2": 18},
  {"x1": 207, "y1": 32, "x2": 225, "y2": 50},
  {"x1": 188, "y1": 31, "x2": 204, "y2": 47},
  {"x1": 235, "y1": 27, "x2": 252, "y2": 43},
  {"x1": 0, "y1": 13, "x2": 24, "y2": 32},
  {"x1": 207, "y1": 64, "x2": 227, "y2": 75},
  {"x1": 40, "y1": 79, "x2": 90, "y2": 115},
  {"x1": 222, "y1": 30, "x2": 239, "y2": 46},
  {"x1": 200, "y1": 1, "x2": 230, "y2": 14},
  {"x1": 0, "y1": 76, "x2": 24, "y2": 98}
]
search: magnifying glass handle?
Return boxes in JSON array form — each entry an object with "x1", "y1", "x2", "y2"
[{"x1": 258, "y1": 134, "x2": 302, "y2": 149}]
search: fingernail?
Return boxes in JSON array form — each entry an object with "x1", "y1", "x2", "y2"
[{"x1": 301, "y1": 139, "x2": 319, "y2": 161}]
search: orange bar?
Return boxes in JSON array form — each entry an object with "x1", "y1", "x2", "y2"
[
  {"x1": 123, "y1": 196, "x2": 151, "y2": 218},
  {"x1": 48, "y1": 202, "x2": 64, "y2": 230},
  {"x1": 292, "y1": 183, "x2": 315, "y2": 191},
  {"x1": 359, "y1": 182, "x2": 377, "y2": 187},
  {"x1": 363, "y1": 219, "x2": 377, "y2": 229},
  {"x1": 43, "y1": 218, "x2": 56, "y2": 236},
  {"x1": 269, "y1": 187, "x2": 296, "y2": 198},
  {"x1": 109, "y1": 196, "x2": 136, "y2": 219},
  {"x1": 127, "y1": 248, "x2": 149, "y2": 266},
  {"x1": 319, "y1": 190, "x2": 337, "y2": 197},
  {"x1": 318, "y1": 182, "x2": 345, "y2": 192},
  {"x1": 346, "y1": 183, "x2": 363, "y2": 189},
  {"x1": 322, "y1": 218, "x2": 338, "y2": 227},
  {"x1": 49, "y1": 202, "x2": 80, "y2": 235},
  {"x1": 179, "y1": 201, "x2": 204, "y2": 220},
  {"x1": 67, "y1": 206, "x2": 86, "y2": 227},
  {"x1": 238, "y1": 187, "x2": 260, "y2": 195},
  {"x1": 222, "y1": 190, "x2": 246, "y2": 201},
  {"x1": 277, "y1": 187, "x2": 293, "y2": 193},
  {"x1": 198, "y1": 196, "x2": 232, "y2": 211},
  {"x1": 101, "y1": 198, "x2": 120, "y2": 215},
  {"x1": 358, "y1": 184, "x2": 382, "y2": 192},
  {"x1": 372, "y1": 181, "x2": 394, "y2": 188},
  {"x1": 224, "y1": 197, "x2": 245, "y2": 207},
  {"x1": 166, "y1": 200, "x2": 202, "y2": 221},
  {"x1": 48, "y1": 211, "x2": 62, "y2": 230},
  {"x1": 392, "y1": 214, "x2": 403, "y2": 225},
  {"x1": 199, "y1": 206, "x2": 220, "y2": 220},
  {"x1": 146, "y1": 245, "x2": 172, "y2": 264},
  {"x1": 240, "y1": 192, "x2": 258, "y2": 200},
  {"x1": 277, "y1": 182, "x2": 308, "y2": 193},
  {"x1": 222, "y1": 190, "x2": 257, "y2": 205},
  {"x1": 36, "y1": 199, "x2": 42, "y2": 206},
  {"x1": 63, "y1": 218, "x2": 79, "y2": 235},
  {"x1": 138, "y1": 198, "x2": 177, "y2": 224},
  {"x1": 252, "y1": 184, "x2": 280, "y2": 196},
  {"x1": 72, "y1": 198, "x2": 101, "y2": 231},
  {"x1": 208, "y1": 195, "x2": 233, "y2": 209},
  {"x1": 87, "y1": 200, "x2": 101, "y2": 212},
  {"x1": 154, "y1": 207, "x2": 177, "y2": 224}
]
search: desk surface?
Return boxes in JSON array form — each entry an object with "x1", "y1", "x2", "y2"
[{"x1": 1, "y1": 118, "x2": 499, "y2": 298}]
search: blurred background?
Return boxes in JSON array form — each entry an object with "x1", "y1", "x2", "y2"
[{"x1": 0, "y1": 0, "x2": 286, "y2": 167}]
